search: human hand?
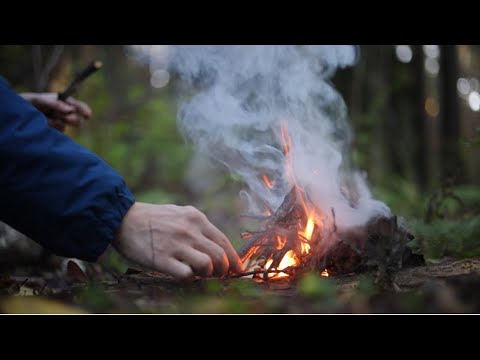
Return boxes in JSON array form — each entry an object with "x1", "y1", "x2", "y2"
[
  {"x1": 112, "y1": 202, "x2": 243, "y2": 281},
  {"x1": 20, "y1": 92, "x2": 92, "y2": 132}
]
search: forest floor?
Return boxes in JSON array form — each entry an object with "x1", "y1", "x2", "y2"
[{"x1": 1, "y1": 256, "x2": 480, "y2": 313}]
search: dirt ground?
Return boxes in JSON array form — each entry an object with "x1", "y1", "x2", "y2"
[{"x1": 1, "y1": 257, "x2": 480, "y2": 313}]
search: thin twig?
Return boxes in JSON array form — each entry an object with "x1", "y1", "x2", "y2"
[
  {"x1": 240, "y1": 214, "x2": 271, "y2": 220},
  {"x1": 17, "y1": 278, "x2": 29, "y2": 290},
  {"x1": 331, "y1": 207, "x2": 337, "y2": 233},
  {"x1": 224, "y1": 266, "x2": 299, "y2": 279},
  {"x1": 149, "y1": 219, "x2": 155, "y2": 269},
  {"x1": 37, "y1": 283, "x2": 47, "y2": 296},
  {"x1": 110, "y1": 272, "x2": 122, "y2": 284}
]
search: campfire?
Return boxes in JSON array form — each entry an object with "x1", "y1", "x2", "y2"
[{"x1": 236, "y1": 124, "x2": 417, "y2": 283}]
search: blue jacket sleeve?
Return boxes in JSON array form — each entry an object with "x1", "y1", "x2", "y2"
[{"x1": 0, "y1": 79, "x2": 135, "y2": 262}]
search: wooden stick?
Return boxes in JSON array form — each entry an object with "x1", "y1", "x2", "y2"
[
  {"x1": 238, "y1": 187, "x2": 296, "y2": 258},
  {"x1": 225, "y1": 266, "x2": 298, "y2": 279},
  {"x1": 58, "y1": 60, "x2": 102, "y2": 101}
]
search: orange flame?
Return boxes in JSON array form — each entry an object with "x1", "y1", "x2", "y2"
[
  {"x1": 263, "y1": 175, "x2": 274, "y2": 189},
  {"x1": 275, "y1": 235, "x2": 286, "y2": 250},
  {"x1": 242, "y1": 123, "x2": 333, "y2": 281},
  {"x1": 298, "y1": 211, "x2": 315, "y2": 254},
  {"x1": 265, "y1": 250, "x2": 298, "y2": 278}
]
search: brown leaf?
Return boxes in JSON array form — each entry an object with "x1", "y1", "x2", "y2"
[{"x1": 67, "y1": 260, "x2": 89, "y2": 283}]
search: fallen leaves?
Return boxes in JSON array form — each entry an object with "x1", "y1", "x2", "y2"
[{"x1": 66, "y1": 260, "x2": 89, "y2": 283}]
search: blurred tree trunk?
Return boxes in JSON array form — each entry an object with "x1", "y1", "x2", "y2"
[
  {"x1": 371, "y1": 46, "x2": 394, "y2": 184},
  {"x1": 439, "y1": 45, "x2": 463, "y2": 184},
  {"x1": 30, "y1": 45, "x2": 65, "y2": 92},
  {"x1": 412, "y1": 45, "x2": 428, "y2": 190}
]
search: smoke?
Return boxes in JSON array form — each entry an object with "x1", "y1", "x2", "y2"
[{"x1": 133, "y1": 45, "x2": 391, "y2": 228}]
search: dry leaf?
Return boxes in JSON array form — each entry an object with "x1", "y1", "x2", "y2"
[{"x1": 67, "y1": 260, "x2": 89, "y2": 283}]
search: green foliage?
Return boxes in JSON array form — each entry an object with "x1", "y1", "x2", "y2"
[
  {"x1": 103, "y1": 249, "x2": 129, "y2": 274},
  {"x1": 374, "y1": 175, "x2": 427, "y2": 218},
  {"x1": 298, "y1": 272, "x2": 336, "y2": 299},
  {"x1": 373, "y1": 174, "x2": 480, "y2": 260},
  {"x1": 205, "y1": 279, "x2": 222, "y2": 294},
  {"x1": 75, "y1": 285, "x2": 113, "y2": 312},
  {"x1": 356, "y1": 275, "x2": 377, "y2": 297},
  {"x1": 454, "y1": 185, "x2": 480, "y2": 210},
  {"x1": 76, "y1": 92, "x2": 190, "y2": 196},
  {"x1": 461, "y1": 127, "x2": 480, "y2": 147},
  {"x1": 226, "y1": 280, "x2": 262, "y2": 298},
  {"x1": 411, "y1": 216, "x2": 480, "y2": 259},
  {"x1": 135, "y1": 189, "x2": 184, "y2": 205}
]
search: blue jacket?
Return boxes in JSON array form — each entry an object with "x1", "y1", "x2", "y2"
[{"x1": 0, "y1": 79, "x2": 135, "y2": 261}]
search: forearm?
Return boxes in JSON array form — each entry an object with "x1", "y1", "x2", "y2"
[{"x1": 0, "y1": 80, "x2": 135, "y2": 261}]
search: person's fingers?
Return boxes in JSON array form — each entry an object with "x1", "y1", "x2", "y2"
[
  {"x1": 48, "y1": 119, "x2": 66, "y2": 132},
  {"x1": 175, "y1": 246, "x2": 214, "y2": 278},
  {"x1": 192, "y1": 235, "x2": 229, "y2": 276},
  {"x1": 32, "y1": 94, "x2": 71, "y2": 113},
  {"x1": 183, "y1": 206, "x2": 243, "y2": 273},
  {"x1": 156, "y1": 257, "x2": 194, "y2": 282},
  {"x1": 62, "y1": 113, "x2": 83, "y2": 127},
  {"x1": 52, "y1": 100, "x2": 75, "y2": 113},
  {"x1": 200, "y1": 222, "x2": 243, "y2": 273},
  {"x1": 66, "y1": 97, "x2": 92, "y2": 119}
]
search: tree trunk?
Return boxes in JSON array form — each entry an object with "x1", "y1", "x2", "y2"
[
  {"x1": 412, "y1": 45, "x2": 428, "y2": 190},
  {"x1": 439, "y1": 45, "x2": 463, "y2": 184}
]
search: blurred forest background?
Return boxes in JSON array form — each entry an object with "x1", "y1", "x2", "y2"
[{"x1": 1, "y1": 45, "x2": 479, "y2": 270}]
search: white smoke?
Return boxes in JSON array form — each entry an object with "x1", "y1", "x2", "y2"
[{"x1": 131, "y1": 45, "x2": 391, "y2": 228}]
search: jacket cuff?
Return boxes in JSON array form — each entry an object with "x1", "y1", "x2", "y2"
[{"x1": 85, "y1": 183, "x2": 135, "y2": 262}]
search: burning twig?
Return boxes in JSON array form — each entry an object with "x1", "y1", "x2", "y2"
[{"x1": 238, "y1": 187, "x2": 297, "y2": 259}]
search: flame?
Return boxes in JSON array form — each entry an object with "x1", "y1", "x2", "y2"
[
  {"x1": 263, "y1": 210, "x2": 316, "y2": 278},
  {"x1": 299, "y1": 211, "x2": 315, "y2": 254},
  {"x1": 241, "y1": 123, "x2": 334, "y2": 281},
  {"x1": 264, "y1": 250, "x2": 299, "y2": 278},
  {"x1": 281, "y1": 123, "x2": 292, "y2": 156},
  {"x1": 262, "y1": 175, "x2": 274, "y2": 189},
  {"x1": 304, "y1": 213, "x2": 315, "y2": 241},
  {"x1": 275, "y1": 235, "x2": 286, "y2": 250}
]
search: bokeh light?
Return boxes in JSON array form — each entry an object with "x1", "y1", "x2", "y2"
[
  {"x1": 150, "y1": 69, "x2": 170, "y2": 88},
  {"x1": 423, "y1": 45, "x2": 440, "y2": 59},
  {"x1": 425, "y1": 97, "x2": 440, "y2": 117},
  {"x1": 468, "y1": 91, "x2": 480, "y2": 112},
  {"x1": 457, "y1": 78, "x2": 470, "y2": 95},
  {"x1": 395, "y1": 45, "x2": 412, "y2": 63},
  {"x1": 425, "y1": 57, "x2": 439, "y2": 76}
]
